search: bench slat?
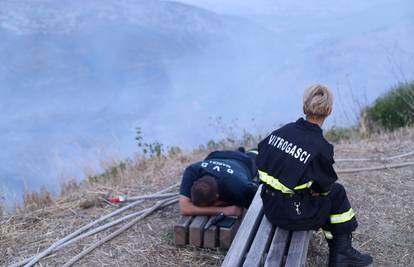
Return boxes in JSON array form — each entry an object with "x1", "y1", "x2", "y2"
[
  {"x1": 174, "y1": 216, "x2": 192, "y2": 246},
  {"x1": 204, "y1": 216, "x2": 219, "y2": 248},
  {"x1": 264, "y1": 227, "x2": 290, "y2": 267},
  {"x1": 219, "y1": 218, "x2": 241, "y2": 249},
  {"x1": 242, "y1": 215, "x2": 274, "y2": 267},
  {"x1": 189, "y1": 216, "x2": 209, "y2": 247},
  {"x1": 221, "y1": 185, "x2": 264, "y2": 267},
  {"x1": 285, "y1": 230, "x2": 312, "y2": 267}
]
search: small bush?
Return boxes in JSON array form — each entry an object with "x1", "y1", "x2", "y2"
[
  {"x1": 60, "y1": 179, "x2": 80, "y2": 196},
  {"x1": 135, "y1": 127, "x2": 164, "y2": 157},
  {"x1": 23, "y1": 187, "x2": 53, "y2": 210},
  {"x1": 87, "y1": 161, "x2": 128, "y2": 184},
  {"x1": 324, "y1": 126, "x2": 359, "y2": 143},
  {"x1": 167, "y1": 146, "x2": 182, "y2": 157},
  {"x1": 363, "y1": 82, "x2": 414, "y2": 131}
]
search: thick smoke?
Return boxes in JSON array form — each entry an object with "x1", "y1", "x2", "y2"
[{"x1": 0, "y1": 0, "x2": 413, "y2": 200}]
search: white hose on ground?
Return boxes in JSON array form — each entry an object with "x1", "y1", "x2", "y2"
[
  {"x1": 12, "y1": 194, "x2": 179, "y2": 267},
  {"x1": 10, "y1": 196, "x2": 178, "y2": 267},
  {"x1": 62, "y1": 196, "x2": 179, "y2": 267},
  {"x1": 20, "y1": 182, "x2": 179, "y2": 267},
  {"x1": 335, "y1": 151, "x2": 414, "y2": 162},
  {"x1": 126, "y1": 192, "x2": 177, "y2": 201},
  {"x1": 337, "y1": 161, "x2": 414, "y2": 173}
]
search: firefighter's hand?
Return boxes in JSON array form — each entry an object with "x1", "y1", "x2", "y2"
[
  {"x1": 310, "y1": 189, "x2": 320, "y2": 197},
  {"x1": 222, "y1": 205, "x2": 243, "y2": 217}
]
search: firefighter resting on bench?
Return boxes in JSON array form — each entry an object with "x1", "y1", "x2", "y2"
[
  {"x1": 179, "y1": 149, "x2": 258, "y2": 217},
  {"x1": 256, "y1": 84, "x2": 372, "y2": 267}
]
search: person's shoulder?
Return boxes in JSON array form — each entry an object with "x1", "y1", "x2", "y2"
[
  {"x1": 265, "y1": 122, "x2": 297, "y2": 137},
  {"x1": 183, "y1": 161, "x2": 203, "y2": 174},
  {"x1": 258, "y1": 121, "x2": 300, "y2": 147},
  {"x1": 188, "y1": 160, "x2": 203, "y2": 167},
  {"x1": 206, "y1": 150, "x2": 248, "y2": 160},
  {"x1": 316, "y1": 136, "x2": 334, "y2": 159},
  {"x1": 278, "y1": 121, "x2": 297, "y2": 131}
]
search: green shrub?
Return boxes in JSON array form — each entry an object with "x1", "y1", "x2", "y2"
[{"x1": 364, "y1": 82, "x2": 414, "y2": 131}]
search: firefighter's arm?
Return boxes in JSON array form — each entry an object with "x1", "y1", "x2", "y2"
[
  {"x1": 310, "y1": 182, "x2": 332, "y2": 196},
  {"x1": 179, "y1": 195, "x2": 242, "y2": 216},
  {"x1": 212, "y1": 200, "x2": 232, "y2": 207}
]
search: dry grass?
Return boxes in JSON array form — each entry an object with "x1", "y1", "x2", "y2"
[
  {"x1": 22, "y1": 188, "x2": 54, "y2": 211},
  {"x1": 1, "y1": 128, "x2": 414, "y2": 267},
  {"x1": 308, "y1": 126, "x2": 414, "y2": 267}
]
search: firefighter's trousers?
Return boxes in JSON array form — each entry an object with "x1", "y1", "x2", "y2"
[{"x1": 322, "y1": 183, "x2": 358, "y2": 239}]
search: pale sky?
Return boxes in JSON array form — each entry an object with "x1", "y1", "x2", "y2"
[{"x1": 168, "y1": 0, "x2": 413, "y2": 17}]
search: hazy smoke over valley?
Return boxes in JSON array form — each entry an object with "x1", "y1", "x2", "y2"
[{"x1": 0, "y1": 0, "x2": 413, "y2": 200}]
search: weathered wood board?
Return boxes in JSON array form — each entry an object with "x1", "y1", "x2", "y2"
[
  {"x1": 189, "y1": 216, "x2": 209, "y2": 247},
  {"x1": 221, "y1": 184, "x2": 313, "y2": 267},
  {"x1": 173, "y1": 216, "x2": 192, "y2": 246},
  {"x1": 221, "y1": 185, "x2": 264, "y2": 267},
  {"x1": 174, "y1": 215, "x2": 243, "y2": 248}
]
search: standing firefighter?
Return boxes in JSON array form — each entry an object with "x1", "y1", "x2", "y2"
[{"x1": 256, "y1": 84, "x2": 372, "y2": 267}]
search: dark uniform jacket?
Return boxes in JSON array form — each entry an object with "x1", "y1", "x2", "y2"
[
  {"x1": 256, "y1": 118, "x2": 338, "y2": 229},
  {"x1": 180, "y1": 150, "x2": 258, "y2": 208}
]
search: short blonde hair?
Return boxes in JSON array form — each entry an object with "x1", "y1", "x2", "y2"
[{"x1": 303, "y1": 84, "x2": 333, "y2": 118}]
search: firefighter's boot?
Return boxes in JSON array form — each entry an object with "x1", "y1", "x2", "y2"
[{"x1": 328, "y1": 234, "x2": 373, "y2": 267}]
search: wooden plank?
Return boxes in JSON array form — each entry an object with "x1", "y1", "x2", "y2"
[
  {"x1": 299, "y1": 231, "x2": 312, "y2": 267},
  {"x1": 219, "y1": 218, "x2": 241, "y2": 249},
  {"x1": 174, "y1": 216, "x2": 192, "y2": 246},
  {"x1": 221, "y1": 185, "x2": 264, "y2": 267},
  {"x1": 204, "y1": 216, "x2": 219, "y2": 248},
  {"x1": 285, "y1": 231, "x2": 312, "y2": 267},
  {"x1": 264, "y1": 227, "x2": 290, "y2": 267},
  {"x1": 242, "y1": 215, "x2": 275, "y2": 267},
  {"x1": 189, "y1": 216, "x2": 209, "y2": 247}
]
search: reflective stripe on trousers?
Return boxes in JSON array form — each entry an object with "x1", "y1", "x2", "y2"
[
  {"x1": 323, "y1": 230, "x2": 333, "y2": 240},
  {"x1": 330, "y1": 208, "x2": 355, "y2": 224}
]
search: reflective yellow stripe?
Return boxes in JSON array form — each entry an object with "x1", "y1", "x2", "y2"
[
  {"x1": 321, "y1": 191, "x2": 330, "y2": 196},
  {"x1": 259, "y1": 171, "x2": 293, "y2": 193},
  {"x1": 258, "y1": 170, "x2": 313, "y2": 194},
  {"x1": 330, "y1": 208, "x2": 355, "y2": 224},
  {"x1": 323, "y1": 230, "x2": 333, "y2": 240},
  {"x1": 294, "y1": 180, "x2": 313, "y2": 190}
]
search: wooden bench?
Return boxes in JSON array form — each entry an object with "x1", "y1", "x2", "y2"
[
  {"x1": 174, "y1": 214, "x2": 242, "y2": 249},
  {"x1": 221, "y1": 185, "x2": 312, "y2": 267}
]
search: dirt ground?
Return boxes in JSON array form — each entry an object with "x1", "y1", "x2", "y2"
[{"x1": 1, "y1": 127, "x2": 413, "y2": 267}]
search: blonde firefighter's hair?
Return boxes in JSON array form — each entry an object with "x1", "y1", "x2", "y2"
[{"x1": 303, "y1": 84, "x2": 333, "y2": 118}]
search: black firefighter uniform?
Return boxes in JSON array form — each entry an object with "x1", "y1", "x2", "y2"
[{"x1": 256, "y1": 118, "x2": 358, "y2": 239}]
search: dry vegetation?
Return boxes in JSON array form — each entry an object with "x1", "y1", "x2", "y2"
[{"x1": 1, "y1": 128, "x2": 414, "y2": 267}]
